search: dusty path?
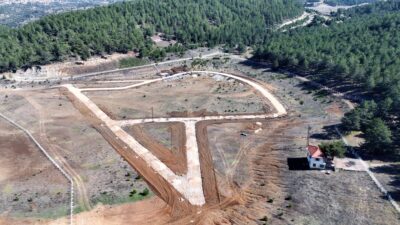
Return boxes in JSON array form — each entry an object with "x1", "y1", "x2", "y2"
[
  {"x1": 81, "y1": 71, "x2": 287, "y2": 116},
  {"x1": 13, "y1": 51, "x2": 224, "y2": 82},
  {"x1": 62, "y1": 70, "x2": 287, "y2": 218},
  {"x1": 276, "y1": 11, "x2": 310, "y2": 29},
  {"x1": 24, "y1": 95, "x2": 93, "y2": 212},
  {"x1": 336, "y1": 127, "x2": 400, "y2": 214},
  {"x1": 0, "y1": 112, "x2": 74, "y2": 225}
]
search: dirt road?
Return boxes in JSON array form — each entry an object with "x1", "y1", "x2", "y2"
[
  {"x1": 0, "y1": 112, "x2": 74, "y2": 225},
  {"x1": 62, "y1": 70, "x2": 287, "y2": 218},
  {"x1": 24, "y1": 95, "x2": 93, "y2": 212},
  {"x1": 81, "y1": 71, "x2": 287, "y2": 116},
  {"x1": 277, "y1": 11, "x2": 310, "y2": 29}
]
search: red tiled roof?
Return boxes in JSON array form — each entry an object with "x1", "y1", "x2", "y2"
[{"x1": 307, "y1": 145, "x2": 324, "y2": 158}]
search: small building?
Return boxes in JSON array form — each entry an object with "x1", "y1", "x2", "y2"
[{"x1": 307, "y1": 145, "x2": 326, "y2": 169}]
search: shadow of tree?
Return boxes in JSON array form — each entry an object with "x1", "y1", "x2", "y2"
[
  {"x1": 239, "y1": 59, "x2": 369, "y2": 103},
  {"x1": 310, "y1": 124, "x2": 340, "y2": 140},
  {"x1": 370, "y1": 164, "x2": 400, "y2": 201}
]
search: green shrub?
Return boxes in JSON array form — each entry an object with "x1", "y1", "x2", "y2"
[{"x1": 139, "y1": 188, "x2": 150, "y2": 196}]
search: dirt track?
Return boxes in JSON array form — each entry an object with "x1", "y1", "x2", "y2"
[
  {"x1": 24, "y1": 95, "x2": 92, "y2": 212},
  {"x1": 59, "y1": 70, "x2": 288, "y2": 222}
]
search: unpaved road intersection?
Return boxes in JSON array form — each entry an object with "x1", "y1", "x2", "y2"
[{"x1": 62, "y1": 71, "x2": 287, "y2": 213}]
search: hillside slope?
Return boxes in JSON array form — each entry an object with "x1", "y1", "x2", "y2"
[
  {"x1": 254, "y1": 0, "x2": 400, "y2": 153},
  {"x1": 0, "y1": 0, "x2": 302, "y2": 73}
]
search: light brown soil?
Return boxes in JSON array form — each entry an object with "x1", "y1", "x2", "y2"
[
  {"x1": 59, "y1": 68, "x2": 289, "y2": 223},
  {"x1": 195, "y1": 121, "x2": 223, "y2": 206},
  {"x1": 5, "y1": 52, "x2": 136, "y2": 79},
  {"x1": 85, "y1": 76, "x2": 270, "y2": 120},
  {"x1": 0, "y1": 89, "x2": 151, "y2": 220},
  {"x1": 62, "y1": 88, "x2": 196, "y2": 217},
  {"x1": 23, "y1": 94, "x2": 92, "y2": 211},
  {"x1": 124, "y1": 122, "x2": 188, "y2": 175},
  {"x1": 196, "y1": 119, "x2": 288, "y2": 224},
  {"x1": 140, "y1": 122, "x2": 183, "y2": 153},
  {"x1": 0, "y1": 196, "x2": 171, "y2": 225},
  {"x1": 324, "y1": 102, "x2": 344, "y2": 118},
  {"x1": 0, "y1": 119, "x2": 69, "y2": 218}
]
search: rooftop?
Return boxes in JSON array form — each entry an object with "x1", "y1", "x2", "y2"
[{"x1": 307, "y1": 145, "x2": 324, "y2": 158}]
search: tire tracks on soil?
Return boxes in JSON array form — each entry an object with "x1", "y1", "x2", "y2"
[{"x1": 24, "y1": 95, "x2": 93, "y2": 211}]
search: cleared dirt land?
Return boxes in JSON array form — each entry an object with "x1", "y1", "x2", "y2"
[
  {"x1": 0, "y1": 90, "x2": 151, "y2": 223},
  {"x1": 1, "y1": 56, "x2": 399, "y2": 225},
  {"x1": 124, "y1": 122, "x2": 188, "y2": 175},
  {"x1": 85, "y1": 75, "x2": 271, "y2": 120},
  {"x1": 0, "y1": 120, "x2": 69, "y2": 219}
]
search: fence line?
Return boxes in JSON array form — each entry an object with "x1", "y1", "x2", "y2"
[
  {"x1": 335, "y1": 126, "x2": 400, "y2": 214},
  {"x1": 0, "y1": 112, "x2": 74, "y2": 225}
]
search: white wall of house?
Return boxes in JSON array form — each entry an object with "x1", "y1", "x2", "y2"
[{"x1": 307, "y1": 154, "x2": 326, "y2": 169}]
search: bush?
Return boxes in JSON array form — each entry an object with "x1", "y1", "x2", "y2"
[
  {"x1": 129, "y1": 189, "x2": 137, "y2": 197},
  {"x1": 139, "y1": 188, "x2": 149, "y2": 196},
  {"x1": 319, "y1": 141, "x2": 346, "y2": 158}
]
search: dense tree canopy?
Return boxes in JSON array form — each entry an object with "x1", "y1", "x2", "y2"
[
  {"x1": 0, "y1": 0, "x2": 302, "y2": 73},
  {"x1": 254, "y1": 0, "x2": 400, "y2": 154},
  {"x1": 364, "y1": 118, "x2": 393, "y2": 153}
]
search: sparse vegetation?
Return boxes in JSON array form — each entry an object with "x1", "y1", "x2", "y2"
[
  {"x1": 119, "y1": 58, "x2": 147, "y2": 69},
  {"x1": 139, "y1": 188, "x2": 150, "y2": 196}
]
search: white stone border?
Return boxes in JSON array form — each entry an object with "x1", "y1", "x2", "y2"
[{"x1": 63, "y1": 70, "x2": 287, "y2": 206}]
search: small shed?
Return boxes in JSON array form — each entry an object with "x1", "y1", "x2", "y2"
[{"x1": 307, "y1": 145, "x2": 326, "y2": 169}]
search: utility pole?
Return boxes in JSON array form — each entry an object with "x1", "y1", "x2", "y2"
[
  {"x1": 154, "y1": 64, "x2": 160, "y2": 74},
  {"x1": 307, "y1": 125, "x2": 311, "y2": 146},
  {"x1": 151, "y1": 107, "x2": 154, "y2": 122}
]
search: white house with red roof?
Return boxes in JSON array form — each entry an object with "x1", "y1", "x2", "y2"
[{"x1": 307, "y1": 145, "x2": 326, "y2": 169}]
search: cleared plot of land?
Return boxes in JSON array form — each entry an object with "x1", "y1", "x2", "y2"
[
  {"x1": 2, "y1": 60, "x2": 399, "y2": 225},
  {"x1": 204, "y1": 116, "x2": 400, "y2": 225},
  {"x1": 124, "y1": 122, "x2": 188, "y2": 175},
  {"x1": 0, "y1": 120, "x2": 69, "y2": 219},
  {"x1": 61, "y1": 70, "x2": 282, "y2": 218},
  {"x1": 0, "y1": 90, "x2": 151, "y2": 221},
  {"x1": 8, "y1": 52, "x2": 136, "y2": 81},
  {"x1": 198, "y1": 119, "x2": 289, "y2": 224},
  {"x1": 0, "y1": 196, "x2": 171, "y2": 225},
  {"x1": 140, "y1": 122, "x2": 184, "y2": 152},
  {"x1": 85, "y1": 76, "x2": 270, "y2": 120},
  {"x1": 306, "y1": 3, "x2": 356, "y2": 15}
]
